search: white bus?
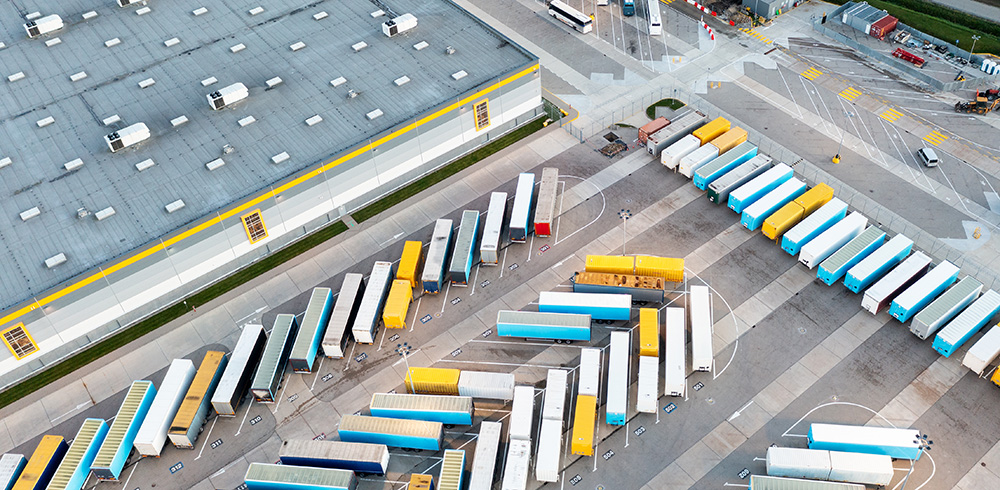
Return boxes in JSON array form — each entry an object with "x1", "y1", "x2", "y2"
[
  {"x1": 647, "y1": 0, "x2": 662, "y2": 35},
  {"x1": 548, "y1": 0, "x2": 593, "y2": 34}
]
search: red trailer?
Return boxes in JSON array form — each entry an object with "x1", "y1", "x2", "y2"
[
  {"x1": 638, "y1": 117, "x2": 669, "y2": 145},
  {"x1": 893, "y1": 48, "x2": 925, "y2": 68},
  {"x1": 869, "y1": 15, "x2": 897, "y2": 40}
]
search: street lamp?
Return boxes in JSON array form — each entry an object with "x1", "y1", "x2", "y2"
[
  {"x1": 969, "y1": 35, "x2": 981, "y2": 64},
  {"x1": 618, "y1": 209, "x2": 632, "y2": 256},
  {"x1": 899, "y1": 434, "x2": 932, "y2": 490},
  {"x1": 396, "y1": 343, "x2": 414, "y2": 393},
  {"x1": 833, "y1": 111, "x2": 854, "y2": 164}
]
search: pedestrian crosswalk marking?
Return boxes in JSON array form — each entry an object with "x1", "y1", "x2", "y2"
[
  {"x1": 839, "y1": 87, "x2": 862, "y2": 101},
  {"x1": 923, "y1": 130, "x2": 948, "y2": 145},
  {"x1": 801, "y1": 67, "x2": 822, "y2": 80},
  {"x1": 880, "y1": 108, "x2": 904, "y2": 122},
  {"x1": 739, "y1": 28, "x2": 773, "y2": 45}
]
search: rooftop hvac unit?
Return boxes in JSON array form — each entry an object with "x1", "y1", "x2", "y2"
[
  {"x1": 207, "y1": 82, "x2": 249, "y2": 110},
  {"x1": 105, "y1": 122, "x2": 151, "y2": 153},
  {"x1": 24, "y1": 14, "x2": 63, "y2": 39},
  {"x1": 382, "y1": 13, "x2": 417, "y2": 37},
  {"x1": 118, "y1": 0, "x2": 143, "y2": 6}
]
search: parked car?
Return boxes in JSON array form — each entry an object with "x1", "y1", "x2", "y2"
[{"x1": 917, "y1": 147, "x2": 939, "y2": 167}]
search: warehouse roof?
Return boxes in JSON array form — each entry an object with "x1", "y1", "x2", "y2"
[{"x1": 0, "y1": 0, "x2": 534, "y2": 308}]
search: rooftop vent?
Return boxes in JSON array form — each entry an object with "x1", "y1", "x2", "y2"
[
  {"x1": 0, "y1": 157, "x2": 11, "y2": 169},
  {"x1": 266, "y1": 77, "x2": 282, "y2": 88},
  {"x1": 37, "y1": 116, "x2": 55, "y2": 127},
  {"x1": 136, "y1": 7, "x2": 151, "y2": 15},
  {"x1": 413, "y1": 41, "x2": 428, "y2": 51},
  {"x1": 8, "y1": 72, "x2": 25, "y2": 82},
  {"x1": 64, "y1": 158, "x2": 83, "y2": 171},
  {"x1": 20, "y1": 207, "x2": 40, "y2": 221},
  {"x1": 394, "y1": 76, "x2": 410, "y2": 86},
  {"x1": 314, "y1": 11, "x2": 328, "y2": 20},
  {"x1": 305, "y1": 115, "x2": 323, "y2": 126},
  {"x1": 95, "y1": 207, "x2": 116, "y2": 221},
  {"x1": 164, "y1": 37, "x2": 180, "y2": 47},
  {"x1": 206, "y1": 158, "x2": 225, "y2": 171},
  {"x1": 138, "y1": 77, "x2": 155, "y2": 88},
  {"x1": 105, "y1": 38, "x2": 121, "y2": 47},
  {"x1": 352, "y1": 41, "x2": 367, "y2": 52},
  {"x1": 347, "y1": 89, "x2": 360, "y2": 99},
  {"x1": 371, "y1": 10, "x2": 385, "y2": 17},
  {"x1": 445, "y1": 45, "x2": 456, "y2": 55},
  {"x1": 230, "y1": 43, "x2": 246, "y2": 53},
  {"x1": 207, "y1": 82, "x2": 249, "y2": 110},
  {"x1": 382, "y1": 13, "x2": 417, "y2": 37},
  {"x1": 44, "y1": 37, "x2": 61, "y2": 47},
  {"x1": 118, "y1": 0, "x2": 142, "y2": 6},
  {"x1": 452, "y1": 70, "x2": 468, "y2": 80},
  {"x1": 330, "y1": 77, "x2": 347, "y2": 87},
  {"x1": 165, "y1": 200, "x2": 185, "y2": 213},
  {"x1": 25, "y1": 12, "x2": 41, "y2": 20},
  {"x1": 102, "y1": 114, "x2": 121, "y2": 126},
  {"x1": 45, "y1": 253, "x2": 67, "y2": 269},
  {"x1": 171, "y1": 115, "x2": 188, "y2": 127},
  {"x1": 201, "y1": 76, "x2": 218, "y2": 86},
  {"x1": 136, "y1": 158, "x2": 155, "y2": 171},
  {"x1": 76, "y1": 207, "x2": 90, "y2": 219},
  {"x1": 193, "y1": 7, "x2": 208, "y2": 16},
  {"x1": 367, "y1": 109, "x2": 383, "y2": 120},
  {"x1": 249, "y1": 6, "x2": 264, "y2": 15},
  {"x1": 290, "y1": 41, "x2": 306, "y2": 51},
  {"x1": 238, "y1": 116, "x2": 256, "y2": 127},
  {"x1": 82, "y1": 11, "x2": 98, "y2": 20},
  {"x1": 70, "y1": 71, "x2": 87, "y2": 82},
  {"x1": 105, "y1": 122, "x2": 150, "y2": 153},
  {"x1": 271, "y1": 152, "x2": 289, "y2": 164},
  {"x1": 24, "y1": 14, "x2": 63, "y2": 39}
]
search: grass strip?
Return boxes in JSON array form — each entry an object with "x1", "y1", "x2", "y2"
[{"x1": 645, "y1": 98, "x2": 686, "y2": 120}]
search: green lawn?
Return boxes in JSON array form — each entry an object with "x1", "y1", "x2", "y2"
[
  {"x1": 645, "y1": 98, "x2": 686, "y2": 120},
  {"x1": 0, "y1": 114, "x2": 550, "y2": 410}
]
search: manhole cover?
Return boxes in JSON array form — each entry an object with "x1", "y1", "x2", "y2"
[
  {"x1": 798, "y1": 326, "x2": 807, "y2": 334},
  {"x1": 706, "y1": 398, "x2": 715, "y2": 405}
]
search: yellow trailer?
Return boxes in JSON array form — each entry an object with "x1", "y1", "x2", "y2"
[
  {"x1": 585, "y1": 255, "x2": 635, "y2": 275},
  {"x1": 639, "y1": 308, "x2": 659, "y2": 357},
  {"x1": 692, "y1": 116, "x2": 731, "y2": 146},
  {"x1": 571, "y1": 395, "x2": 597, "y2": 456},
  {"x1": 762, "y1": 202, "x2": 805, "y2": 241},
  {"x1": 405, "y1": 367, "x2": 460, "y2": 395},
  {"x1": 409, "y1": 474, "x2": 434, "y2": 490},
  {"x1": 397, "y1": 241, "x2": 423, "y2": 288},
  {"x1": 383, "y1": 280, "x2": 413, "y2": 329},
  {"x1": 793, "y1": 183, "x2": 835, "y2": 215},
  {"x1": 992, "y1": 365, "x2": 1000, "y2": 387},
  {"x1": 707, "y1": 127, "x2": 748, "y2": 155},
  {"x1": 634, "y1": 255, "x2": 684, "y2": 282}
]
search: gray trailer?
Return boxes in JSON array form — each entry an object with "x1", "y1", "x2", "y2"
[
  {"x1": 322, "y1": 273, "x2": 365, "y2": 359},
  {"x1": 645, "y1": 109, "x2": 708, "y2": 158}
]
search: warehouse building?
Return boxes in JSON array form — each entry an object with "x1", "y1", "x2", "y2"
[{"x1": 0, "y1": 0, "x2": 541, "y2": 386}]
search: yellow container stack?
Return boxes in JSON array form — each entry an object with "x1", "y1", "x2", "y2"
[
  {"x1": 397, "y1": 241, "x2": 423, "y2": 288},
  {"x1": 571, "y1": 395, "x2": 597, "y2": 456},
  {"x1": 638, "y1": 308, "x2": 659, "y2": 357},
  {"x1": 793, "y1": 183, "x2": 834, "y2": 215},
  {"x1": 584, "y1": 255, "x2": 635, "y2": 275},
  {"x1": 707, "y1": 127, "x2": 749, "y2": 154},
  {"x1": 404, "y1": 367, "x2": 461, "y2": 395},
  {"x1": 762, "y1": 183, "x2": 835, "y2": 241},
  {"x1": 383, "y1": 280, "x2": 413, "y2": 329},
  {"x1": 634, "y1": 255, "x2": 685, "y2": 282},
  {"x1": 692, "y1": 116, "x2": 731, "y2": 145}
]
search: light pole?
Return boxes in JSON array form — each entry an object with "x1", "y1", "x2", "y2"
[
  {"x1": 396, "y1": 342, "x2": 413, "y2": 393},
  {"x1": 833, "y1": 111, "x2": 854, "y2": 164},
  {"x1": 618, "y1": 209, "x2": 632, "y2": 256},
  {"x1": 969, "y1": 35, "x2": 981, "y2": 64},
  {"x1": 899, "y1": 434, "x2": 932, "y2": 490}
]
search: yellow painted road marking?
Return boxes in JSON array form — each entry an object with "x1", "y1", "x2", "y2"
[
  {"x1": 801, "y1": 67, "x2": 822, "y2": 80},
  {"x1": 839, "y1": 87, "x2": 862, "y2": 101},
  {"x1": 923, "y1": 131, "x2": 948, "y2": 145},
  {"x1": 739, "y1": 28, "x2": 772, "y2": 44},
  {"x1": 880, "y1": 108, "x2": 904, "y2": 122}
]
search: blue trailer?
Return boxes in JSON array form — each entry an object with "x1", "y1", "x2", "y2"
[
  {"x1": 808, "y1": 423, "x2": 923, "y2": 461},
  {"x1": 278, "y1": 440, "x2": 389, "y2": 475},
  {"x1": 843, "y1": 234, "x2": 913, "y2": 293},
  {"x1": 422, "y1": 219, "x2": 454, "y2": 294},
  {"x1": 781, "y1": 198, "x2": 847, "y2": 256},
  {"x1": 369, "y1": 393, "x2": 474, "y2": 425},
  {"x1": 727, "y1": 163, "x2": 793, "y2": 214},
  {"x1": 337, "y1": 415, "x2": 443, "y2": 451},
  {"x1": 890, "y1": 261, "x2": 960, "y2": 323},
  {"x1": 0, "y1": 453, "x2": 26, "y2": 490},
  {"x1": 693, "y1": 142, "x2": 758, "y2": 190},
  {"x1": 496, "y1": 310, "x2": 591, "y2": 341},
  {"x1": 449, "y1": 210, "x2": 480, "y2": 286},
  {"x1": 933, "y1": 290, "x2": 1000, "y2": 357},
  {"x1": 707, "y1": 154, "x2": 772, "y2": 204},
  {"x1": 48, "y1": 418, "x2": 110, "y2": 490},
  {"x1": 91, "y1": 381, "x2": 156, "y2": 480},
  {"x1": 911, "y1": 276, "x2": 983, "y2": 340},
  {"x1": 289, "y1": 287, "x2": 333, "y2": 373},
  {"x1": 509, "y1": 173, "x2": 534, "y2": 243},
  {"x1": 244, "y1": 463, "x2": 357, "y2": 490},
  {"x1": 817, "y1": 227, "x2": 885, "y2": 286},
  {"x1": 741, "y1": 178, "x2": 807, "y2": 231},
  {"x1": 537, "y1": 291, "x2": 631, "y2": 321}
]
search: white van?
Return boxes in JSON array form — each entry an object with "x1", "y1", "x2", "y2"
[{"x1": 917, "y1": 147, "x2": 939, "y2": 167}]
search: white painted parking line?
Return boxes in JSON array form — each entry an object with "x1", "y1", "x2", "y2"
[{"x1": 235, "y1": 399, "x2": 253, "y2": 436}]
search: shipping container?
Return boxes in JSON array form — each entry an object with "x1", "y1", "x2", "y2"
[
  {"x1": 252, "y1": 314, "x2": 298, "y2": 402},
  {"x1": 12, "y1": 436, "x2": 66, "y2": 490},
  {"x1": 323, "y1": 274, "x2": 365, "y2": 359},
  {"x1": 664, "y1": 307, "x2": 686, "y2": 396},
  {"x1": 809, "y1": 423, "x2": 923, "y2": 460},
  {"x1": 693, "y1": 142, "x2": 757, "y2": 190},
  {"x1": 458, "y1": 371, "x2": 515, "y2": 400},
  {"x1": 438, "y1": 450, "x2": 465, "y2": 490},
  {"x1": 535, "y1": 419, "x2": 563, "y2": 482},
  {"x1": 0, "y1": 454, "x2": 26, "y2": 490},
  {"x1": 409, "y1": 474, "x2": 434, "y2": 490},
  {"x1": 573, "y1": 272, "x2": 665, "y2": 303},
  {"x1": 91, "y1": 381, "x2": 156, "y2": 480},
  {"x1": 828, "y1": 450, "x2": 894, "y2": 486},
  {"x1": 676, "y1": 144, "x2": 719, "y2": 179},
  {"x1": 45, "y1": 419, "x2": 108, "y2": 490},
  {"x1": 170, "y1": 351, "x2": 227, "y2": 448},
  {"x1": 910, "y1": 276, "x2": 982, "y2": 339},
  {"x1": 606, "y1": 331, "x2": 630, "y2": 425},
  {"x1": 585, "y1": 255, "x2": 636, "y2": 275},
  {"x1": 842, "y1": 2, "x2": 888, "y2": 34},
  {"x1": 213, "y1": 324, "x2": 267, "y2": 416},
  {"x1": 728, "y1": 163, "x2": 794, "y2": 214},
  {"x1": 500, "y1": 439, "x2": 531, "y2": 490},
  {"x1": 382, "y1": 280, "x2": 413, "y2": 330},
  {"x1": 423, "y1": 219, "x2": 454, "y2": 293},
  {"x1": 369, "y1": 393, "x2": 474, "y2": 425},
  {"x1": 354, "y1": 261, "x2": 394, "y2": 343},
  {"x1": 635, "y1": 255, "x2": 684, "y2": 282},
  {"x1": 750, "y1": 475, "x2": 864, "y2": 489},
  {"x1": 480, "y1": 192, "x2": 508, "y2": 265},
  {"x1": 861, "y1": 252, "x2": 930, "y2": 314},
  {"x1": 707, "y1": 154, "x2": 772, "y2": 204},
  {"x1": 762, "y1": 183, "x2": 834, "y2": 240},
  {"x1": 571, "y1": 395, "x2": 597, "y2": 456},
  {"x1": 933, "y1": 290, "x2": 1000, "y2": 357},
  {"x1": 891, "y1": 261, "x2": 960, "y2": 323},
  {"x1": 397, "y1": 241, "x2": 424, "y2": 288},
  {"x1": 869, "y1": 15, "x2": 897, "y2": 39},
  {"x1": 538, "y1": 291, "x2": 632, "y2": 321},
  {"x1": 690, "y1": 286, "x2": 713, "y2": 372},
  {"x1": 782, "y1": 198, "x2": 847, "y2": 256},
  {"x1": 799, "y1": 212, "x2": 868, "y2": 269},
  {"x1": 337, "y1": 415, "x2": 443, "y2": 451},
  {"x1": 638, "y1": 308, "x2": 659, "y2": 357},
  {"x1": 534, "y1": 167, "x2": 559, "y2": 237},
  {"x1": 661, "y1": 135, "x2": 700, "y2": 170},
  {"x1": 765, "y1": 447, "x2": 893, "y2": 486},
  {"x1": 844, "y1": 234, "x2": 913, "y2": 293},
  {"x1": 134, "y1": 359, "x2": 196, "y2": 457},
  {"x1": 509, "y1": 385, "x2": 535, "y2": 442},
  {"x1": 279, "y1": 440, "x2": 389, "y2": 475},
  {"x1": 638, "y1": 117, "x2": 669, "y2": 144},
  {"x1": 742, "y1": 178, "x2": 807, "y2": 231},
  {"x1": 404, "y1": 368, "x2": 461, "y2": 395},
  {"x1": 962, "y1": 325, "x2": 1000, "y2": 375},
  {"x1": 509, "y1": 173, "x2": 534, "y2": 243},
  {"x1": 646, "y1": 110, "x2": 708, "y2": 157},
  {"x1": 578, "y1": 348, "x2": 601, "y2": 397},
  {"x1": 692, "y1": 116, "x2": 731, "y2": 146},
  {"x1": 992, "y1": 360, "x2": 1000, "y2": 387},
  {"x1": 450, "y1": 210, "x2": 481, "y2": 285},
  {"x1": 817, "y1": 226, "x2": 885, "y2": 286},
  {"x1": 636, "y1": 356, "x2": 659, "y2": 413},
  {"x1": 706, "y1": 127, "x2": 748, "y2": 155},
  {"x1": 542, "y1": 369, "x2": 569, "y2": 422},
  {"x1": 243, "y1": 463, "x2": 357, "y2": 490},
  {"x1": 496, "y1": 310, "x2": 592, "y2": 341},
  {"x1": 794, "y1": 183, "x2": 835, "y2": 215},
  {"x1": 290, "y1": 288, "x2": 333, "y2": 372},
  {"x1": 468, "y1": 421, "x2": 502, "y2": 490}
]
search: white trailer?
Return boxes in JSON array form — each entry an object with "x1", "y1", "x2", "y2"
[
  {"x1": 861, "y1": 252, "x2": 931, "y2": 314},
  {"x1": 677, "y1": 144, "x2": 719, "y2": 178},
  {"x1": 542, "y1": 369, "x2": 568, "y2": 422},
  {"x1": 781, "y1": 198, "x2": 848, "y2": 256},
  {"x1": 105, "y1": 122, "x2": 151, "y2": 153},
  {"x1": 828, "y1": 450, "x2": 894, "y2": 486},
  {"x1": 480, "y1": 192, "x2": 508, "y2": 265},
  {"x1": 509, "y1": 385, "x2": 535, "y2": 441},
  {"x1": 535, "y1": 418, "x2": 563, "y2": 483},
  {"x1": 578, "y1": 348, "x2": 601, "y2": 397},
  {"x1": 500, "y1": 439, "x2": 531, "y2": 490},
  {"x1": 963, "y1": 325, "x2": 1000, "y2": 374},
  {"x1": 766, "y1": 447, "x2": 893, "y2": 486},
  {"x1": 799, "y1": 212, "x2": 868, "y2": 269},
  {"x1": 606, "y1": 331, "x2": 630, "y2": 425},
  {"x1": 353, "y1": 261, "x2": 393, "y2": 344},
  {"x1": 458, "y1": 371, "x2": 515, "y2": 400},
  {"x1": 933, "y1": 289, "x2": 1000, "y2": 357},
  {"x1": 690, "y1": 286, "x2": 713, "y2": 372},
  {"x1": 468, "y1": 421, "x2": 502, "y2": 490},
  {"x1": 134, "y1": 359, "x2": 196, "y2": 457},
  {"x1": 322, "y1": 273, "x2": 365, "y2": 358},
  {"x1": 910, "y1": 276, "x2": 983, "y2": 340},
  {"x1": 207, "y1": 82, "x2": 249, "y2": 110},
  {"x1": 661, "y1": 134, "x2": 700, "y2": 170},
  {"x1": 664, "y1": 307, "x2": 686, "y2": 396},
  {"x1": 636, "y1": 356, "x2": 659, "y2": 413},
  {"x1": 509, "y1": 173, "x2": 534, "y2": 242},
  {"x1": 766, "y1": 446, "x2": 830, "y2": 481}
]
